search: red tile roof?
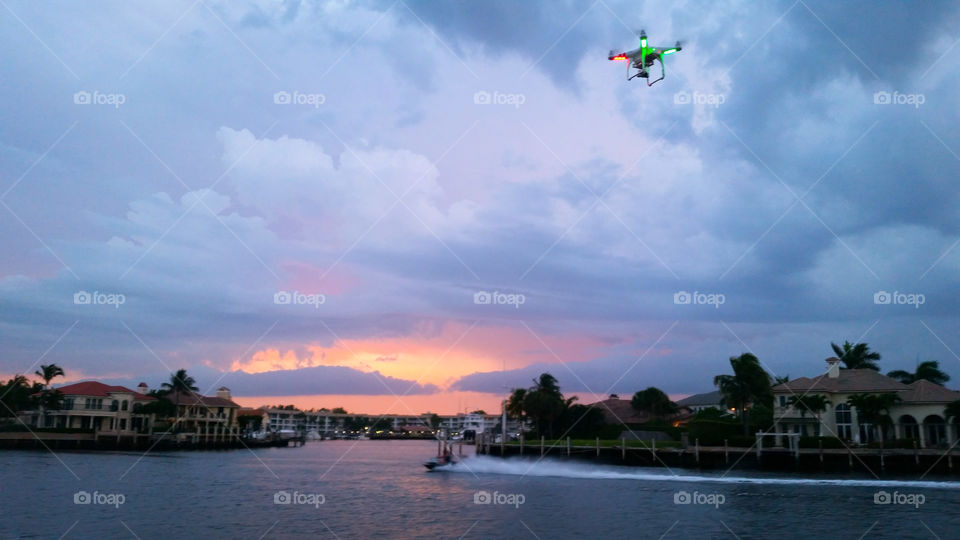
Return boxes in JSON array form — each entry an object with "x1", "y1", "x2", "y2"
[
  {"x1": 166, "y1": 390, "x2": 238, "y2": 408},
  {"x1": 55, "y1": 381, "x2": 155, "y2": 401},
  {"x1": 773, "y1": 369, "x2": 909, "y2": 393},
  {"x1": 898, "y1": 379, "x2": 960, "y2": 403},
  {"x1": 773, "y1": 370, "x2": 960, "y2": 404}
]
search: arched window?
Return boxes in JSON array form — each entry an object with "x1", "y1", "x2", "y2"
[
  {"x1": 835, "y1": 404, "x2": 852, "y2": 440},
  {"x1": 899, "y1": 415, "x2": 919, "y2": 440},
  {"x1": 924, "y1": 415, "x2": 946, "y2": 447},
  {"x1": 111, "y1": 400, "x2": 120, "y2": 412},
  {"x1": 121, "y1": 400, "x2": 128, "y2": 411}
]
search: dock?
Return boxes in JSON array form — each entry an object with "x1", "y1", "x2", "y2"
[{"x1": 475, "y1": 433, "x2": 960, "y2": 476}]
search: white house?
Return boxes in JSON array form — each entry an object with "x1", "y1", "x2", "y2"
[{"x1": 773, "y1": 357, "x2": 960, "y2": 448}]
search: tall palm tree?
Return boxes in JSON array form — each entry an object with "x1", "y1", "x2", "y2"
[
  {"x1": 631, "y1": 387, "x2": 678, "y2": 419},
  {"x1": 847, "y1": 393, "x2": 900, "y2": 443},
  {"x1": 160, "y1": 369, "x2": 199, "y2": 431},
  {"x1": 35, "y1": 364, "x2": 65, "y2": 388},
  {"x1": 522, "y1": 373, "x2": 566, "y2": 438},
  {"x1": 786, "y1": 394, "x2": 830, "y2": 436},
  {"x1": 887, "y1": 360, "x2": 950, "y2": 385},
  {"x1": 714, "y1": 353, "x2": 773, "y2": 435},
  {"x1": 831, "y1": 341, "x2": 881, "y2": 371},
  {"x1": 506, "y1": 388, "x2": 527, "y2": 420}
]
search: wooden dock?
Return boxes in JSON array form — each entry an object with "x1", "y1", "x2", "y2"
[{"x1": 475, "y1": 434, "x2": 960, "y2": 476}]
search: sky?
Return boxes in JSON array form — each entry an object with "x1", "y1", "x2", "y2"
[{"x1": 1, "y1": 0, "x2": 959, "y2": 415}]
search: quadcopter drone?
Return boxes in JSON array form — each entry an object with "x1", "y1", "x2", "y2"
[{"x1": 608, "y1": 30, "x2": 682, "y2": 86}]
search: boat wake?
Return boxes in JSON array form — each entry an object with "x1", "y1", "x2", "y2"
[{"x1": 443, "y1": 456, "x2": 960, "y2": 490}]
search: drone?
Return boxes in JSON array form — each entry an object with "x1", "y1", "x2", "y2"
[{"x1": 608, "y1": 30, "x2": 682, "y2": 86}]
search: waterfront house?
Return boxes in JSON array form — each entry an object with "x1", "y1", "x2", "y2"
[
  {"x1": 773, "y1": 357, "x2": 960, "y2": 448},
  {"x1": 20, "y1": 381, "x2": 155, "y2": 437},
  {"x1": 587, "y1": 397, "x2": 693, "y2": 426},
  {"x1": 161, "y1": 385, "x2": 240, "y2": 441}
]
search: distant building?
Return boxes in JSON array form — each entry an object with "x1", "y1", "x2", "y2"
[
  {"x1": 20, "y1": 381, "x2": 155, "y2": 435},
  {"x1": 676, "y1": 390, "x2": 725, "y2": 414},
  {"x1": 586, "y1": 397, "x2": 692, "y2": 425},
  {"x1": 773, "y1": 357, "x2": 960, "y2": 448}
]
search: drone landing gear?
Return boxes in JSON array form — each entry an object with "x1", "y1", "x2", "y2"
[{"x1": 645, "y1": 59, "x2": 666, "y2": 87}]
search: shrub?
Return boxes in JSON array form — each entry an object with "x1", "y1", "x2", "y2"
[{"x1": 685, "y1": 418, "x2": 740, "y2": 446}]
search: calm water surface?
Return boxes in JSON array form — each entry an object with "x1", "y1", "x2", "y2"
[{"x1": 2, "y1": 440, "x2": 960, "y2": 539}]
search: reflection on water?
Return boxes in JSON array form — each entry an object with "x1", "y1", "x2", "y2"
[{"x1": 1, "y1": 440, "x2": 959, "y2": 539}]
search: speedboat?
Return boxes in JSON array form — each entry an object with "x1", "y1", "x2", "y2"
[{"x1": 423, "y1": 455, "x2": 456, "y2": 470}]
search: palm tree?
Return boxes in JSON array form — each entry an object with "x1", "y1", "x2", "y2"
[
  {"x1": 786, "y1": 394, "x2": 830, "y2": 436},
  {"x1": 521, "y1": 373, "x2": 566, "y2": 438},
  {"x1": 945, "y1": 400, "x2": 960, "y2": 424},
  {"x1": 631, "y1": 387, "x2": 678, "y2": 419},
  {"x1": 160, "y1": 369, "x2": 199, "y2": 431},
  {"x1": 887, "y1": 360, "x2": 950, "y2": 385},
  {"x1": 714, "y1": 353, "x2": 773, "y2": 435},
  {"x1": 35, "y1": 364, "x2": 65, "y2": 388},
  {"x1": 847, "y1": 393, "x2": 901, "y2": 443},
  {"x1": 831, "y1": 341, "x2": 881, "y2": 371},
  {"x1": 774, "y1": 375, "x2": 790, "y2": 385},
  {"x1": 506, "y1": 388, "x2": 527, "y2": 420}
]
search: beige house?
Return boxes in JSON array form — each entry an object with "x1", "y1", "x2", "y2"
[
  {"x1": 773, "y1": 358, "x2": 960, "y2": 448},
  {"x1": 162, "y1": 386, "x2": 240, "y2": 440},
  {"x1": 21, "y1": 381, "x2": 155, "y2": 435}
]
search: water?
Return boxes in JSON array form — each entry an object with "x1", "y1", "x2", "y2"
[{"x1": 2, "y1": 440, "x2": 959, "y2": 539}]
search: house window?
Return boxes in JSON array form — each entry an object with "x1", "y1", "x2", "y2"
[
  {"x1": 120, "y1": 419, "x2": 127, "y2": 430},
  {"x1": 835, "y1": 404, "x2": 852, "y2": 440},
  {"x1": 779, "y1": 396, "x2": 786, "y2": 407},
  {"x1": 121, "y1": 400, "x2": 128, "y2": 411}
]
